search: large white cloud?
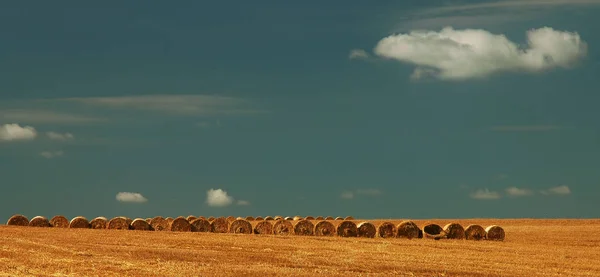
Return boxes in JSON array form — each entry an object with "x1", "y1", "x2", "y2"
[
  {"x1": 116, "y1": 192, "x2": 148, "y2": 203},
  {"x1": 506, "y1": 186, "x2": 534, "y2": 197},
  {"x1": 206, "y1": 189, "x2": 235, "y2": 207},
  {"x1": 470, "y1": 189, "x2": 501, "y2": 200},
  {"x1": 541, "y1": 185, "x2": 571, "y2": 195},
  {"x1": 374, "y1": 27, "x2": 587, "y2": 80},
  {"x1": 0, "y1": 123, "x2": 37, "y2": 141}
]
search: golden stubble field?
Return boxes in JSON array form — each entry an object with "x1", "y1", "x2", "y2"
[{"x1": 1, "y1": 219, "x2": 600, "y2": 277}]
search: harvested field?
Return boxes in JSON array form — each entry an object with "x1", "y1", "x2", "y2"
[{"x1": 2, "y1": 219, "x2": 598, "y2": 276}]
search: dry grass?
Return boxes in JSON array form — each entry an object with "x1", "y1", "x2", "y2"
[{"x1": 1, "y1": 219, "x2": 600, "y2": 276}]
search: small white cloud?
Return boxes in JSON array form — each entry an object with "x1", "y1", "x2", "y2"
[
  {"x1": 206, "y1": 188, "x2": 234, "y2": 207},
  {"x1": 506, "y1": 186, "x2": 534, "y2": 197},
  {"x1": 47, "y1": 132, "x2": 74, "y2": 141},
  {"x1": 373, "y1": 27, "x2": 587, "y2": 80},
  {"x1": 236, "y1": 200, "x2": 251, "y2": 206},
  {"x1": 40, "y1": 150, "x2": 64, "y2": 159},
  {"x1": 116, "y1": 192, "x2": 148, "y2": 203},
  {"x1": 0, "y1": 123, "x2": 37, "y2": 141},
  {"x1": 470, "y1": 189, "x2": 501, "y2": 200},
  {"x1": 541, "y1": 185, "x2": 571, "y2": 195},
  {"x1": 340, "y1": 191, "x2": 354, "y2": 199},
  {"x1": 349, "y1": 49, "x2": 370, "y2": 60}
]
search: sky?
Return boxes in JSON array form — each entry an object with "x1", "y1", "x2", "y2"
[{"x1": 1, "y1": 0, "x2": 600, "y2": 222}]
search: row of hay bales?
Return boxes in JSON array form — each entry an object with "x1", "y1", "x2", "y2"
[{"x1": 6, "y1": 214, "x2": 505, "y2": 241}]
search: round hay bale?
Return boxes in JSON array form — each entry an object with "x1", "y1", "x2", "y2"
[
  {"x1": 207, "y1": 216, "x2": 215, "y2": 222},
  {"x1": 255, "y1": 216, "x2": 264, "y2": 221},
  {"x1": 465, "y1": 224, "x2": 486, "y2": 241},
  {"x1": 315, "y1": 216, "x2": 324, "y2": 220},
  {"x1": 397, "y1": 221, "x2": 420, "y2": 239},
  {"x1": 284, "y1": 216, "x2": 293, "y2": 221},
  {"x1": 69, "y1": 216, "x2": 90, "y2": 229},
  {"x1": 485, "y1": 225, "x2": 505, "y2": 241},
  {"x1": 211, "y1": 217, "x2": 229, "y2": 233},
  {"x1": 423, "y1": 224, "x2": 446, "y2": 240},
  {"x1": 198, "y1": 216, "x2": 206, "y2": 220},
  {"x1": 145, "y1": 218, "x2": 152, "y2": 224},
  {"x1": 107, "y1": 217, "x2": 130, "y2": 230},
  {"x1": 245, "y1": 216, "x2": 255, "y2": 221},
  {"x1": 90, "y1": 217, "x2": 108, "y2": 229},
  {"x1": 274, "y1": 216, "x2": 283, "y2": 220},
  {"x1": 131, "y1": 218, "x2": 152, "y2": 231},
  {"x1": 305, "y1": 216, "x2": 315, "y2": 220},
  {"x1": 226, "y1": 216, "x2": 235, "y2": 222},
  {"x1": 150, "y1": 216, "x2": 169, "y2": 231},
  {"x1": 443, "y1": 223, "x2": 465, "y2": 240},
  {"x1": 357, "y1": 222, "x2": 376, "y2": 238},
  {"x1": 230, "y1": 219, "x2": 252, "y2": 234},
  {"x1": 294, "y1": 220, "x2": 314, "y2": 236},
  {"x1": 254, "y1": 221, "x2": 274, "y2": 235},
  {"x1": 264, "y1": 216, "x2": 274, "y2": 221},
  {"x1": 293, "y1": 216, "x2": 303, "y2": 221},
  {"x1": 170, "y1": 217, "x2": 192, "y2": 232},
  {"x1": 190, "y1": 218, "x2": 211, "y2": 232},
  {"x1": 273, "y1": 219, "x2": 294, "y2": 235},
  {"x1": 186, "y1": 215, "x2": 197, "y2": 222},
  {"x1": 125, "y1": 218, "x2": 133, "y2": 226},
  {"x1": 344, "y1": 216, "x2": 354, "y2": 220},
  {"x1": 7, "y1": 214, "x2": 29, "y2": 226},
  {"x1": 335, "y1": 217, "x2": 344, "y2": 221},
  {"x1": 166, "y1": 217, "x2": 174, "y2": 225},
  {"x1": 325, "y1": 216, "x2": 334, "y2": 220},
  {"x1": 314, "y1": 221, "x2": 336, "y2": 236},
  {"x1": 29, "y1": 216, "x2": 50, "y2": 227},
  {"x1": 377, "y1": 222, "x2": 396, "y2": 238},
  {"x1": 50, "y1": 215, "x2": 69, "y2": 228},
  {"x1": 337, "y1": 221, "x2": 358, "y2": 237}
]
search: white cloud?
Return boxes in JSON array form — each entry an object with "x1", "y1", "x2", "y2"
[
  {"x1": 340, "y1": 191, "x2": 354, "y2": 199},
  {"x1": 373, "y1": 27, "x2": 587, "y2": 80},
  {"x1": 206, "y1": 188, "x2": 234, "y2": 207},
  {"x1": 236, "y1": 200, "x2": 251, "y2": 206},
  {"x1": 47, "y1": 132, "x2": 74, "y2": 141},
  {"x1": 490, "y1": 125, "x2": 563, "y2": 132},
  {"x1": 40, "y1": 150, "x2": 64, "y2": 159},
  {"x1": 116, "y1": 192, "x2": 148, "y2": 203},
  {"x1": 424, "y1": 0, "x2": 600, "y2": 15},
  {"x1": 541, "y1": 185, "x2": 571, "y2": 195},
  {"x1": 470, "y1": 189, "x2": 501, "y2": 200},
  {"x1": 0, "y1": 124, "x2": 37, "y2": 142},
  {"x1": 349, "y1": 49, "x2": 370, "y2": 60},
  {"x1": 0, "y1": 109, "x2": 105, "y2": 124},
  {"x1": 506, "y1": 187, "x2": 534, "y2": 197}
]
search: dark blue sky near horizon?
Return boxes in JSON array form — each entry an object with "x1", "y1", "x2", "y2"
[{"x1": 1, "y1": 0, "x2": 599, "y2": 221}]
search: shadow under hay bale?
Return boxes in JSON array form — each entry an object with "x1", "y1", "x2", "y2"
[
  {"x1": 230, "y1": 219, "x2": 252, "y2": 234},
  {"x1": 397, "y1": 221, "x2": 420, "y2": 239},
  {"x1": 130, "y1": 218, "x2": 152, "y2": 231},
  {"x1": 377, "y1": 222, "x2": 396, "y2": 238},
  {"x1": 315, "y1": 216, "x2": 324, "y2": 220},
  {"x1": 254, "y1": 221, "x2": 274, "y2": 235},
  {"x1": 211, "y1": 217, "x2": 229, "y2": 233},
  {"x1": 294, "y1": 220, "x2": 314, "y2": 236},
  {"x1": 90, "y1": 217, "x2": 108, "y2": 229},
  {"x1": 186, "y1": 215, "x2": 197, "y2": 222},
  {"x1": 423, "y1": 224, "x2": 445, "y2": 240},
  {"x1": 293, "y1": 216, "x2": 303, "y2": 221},
  {"x1": 108, "y1": 217, "x2": 130, "y2": 230},
  {"x1": 344, "y1": 216, "x2": 354, "y2": 220},
  {"x1": 50, "y1": 215, "x2": 69, "y2": 228},
  {"x1": 7, "y1": 214, "x2": 29, "y2": 226},
  {"x1": 255, "y1": 216, "x2": 264, "y2": 221},
  {"x1": 485, "y1": 225, "x2": 505, "y2": 241},
  {"x1": 170, "y1": 217, "x2": 192, "y2": 232},
  {"x1": 443, "y1": 223, "x2": 465, "y2": 239},
  {"x1": 284, "y1": 216, "x2": 293, "y2": 221},
  {"x1": 418, "y1": 229, "x2": 423, "y2": 238},
  {"x1": 226, "y1": 216, "x2": 236, "y2": 222},
  {"x1": 273, "y1": 219, "x2": 294, "y2": 235},
  {"x1": 305, "y1": 216, "x2": 315, "y2": 220},
  {"x1": 337, "y1": 221, "x2": 358, "y2": 237},
  {"x1": 325, "y1": 216, "x2": 334, "y2": 220},
  {"x1": 264, "y1": 216, "x2": 274, "y2": 221},
  {"x1": 335, "y1": 217, "x2": 344, "y2": 221},
  {"x1": 69, "y1": 216, "x2": 90, "y2": 229},
  {"x1": 150, "y1": 217, "x2": 169, "y2": 231},
  {"x1": 190, "y1": 218, "x2": 211, "y2": 232},
  {"x1": 245, "y1": 216, "x2": 255, "y2": 221},
  {"x1": 29, "y1": 216, "x2": 50, "y2": 227},
  {"x1": 465, "y1": 224, "x2": 486, "y2": 240},
  {"x1": 314, "y1": 221, "x2": 335, "y2": 236},
  {"x1": 357, "y1": 222, "x2": 376, "y2": 238}
]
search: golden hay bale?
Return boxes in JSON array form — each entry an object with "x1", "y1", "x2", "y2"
[
  {"x1": 7, "y1": 214, "x2": 29, "y2": 226},
  {"x1": 255, "y1": 216, "x2": 264, "y2": 221},
  {"x1": 90, "y1": 217, "x2": 108, "y2": 229},
  {"x1": 315, "y1": 216, "x2": 324, "y2": 220},
  {"x1": 211, "y1": 217, "x2": 229, "y2": 233},
  {"x1": 485, "y1": 225, "x2": 506, "y2": 241},
  {"x1": 377, "y1": 222, "x2": 397, "y2": 238},
  {"x1": 170, "y1": 217, "x2": 192, "y2": 232},
  {"x1": 264, "y1": 216, "x2": 274, "y2": 221},
  {"x1": 130, "y1": 218, "x2": 152, "y2": 231},
  {"x1": 198, "y1": 216, "x2": 206, "y2": 220},
  {"x1": 274, "y1": 216, "x2": 283, "y2": 220},
  {"x1": 145, "y1": 218, "x2": 152, "y2": 224},
  {"x1": 337, "y1": 221, "x2": 358, "y2": 237},
  {"x1": 227, "y1": 216, "x2": 236, "y2": 222},
  {"x1": 230, "y1": 219, "x2": 252, "y2": 234},
  {"x1": 344, "y1": 216, "x2": 354, "y2": 220},
  {"x1": 207, "y1": 216, "x2": 215, "y2": 222},
  {"x1": 50, "y1": 215, "x2": 69, "y2": 228},
  {"x1": 28, "y1": 216, "x2": 50, "y2": 227},
  {"x1": 397, "y1": 221, "x2": 420, "y2": 239},
  {"x1": 335, "y1": 217, "x2": 344, "y2": 221},
  {"x1": 325, "y1": 216, "x2": 334, "y2": 220},
  {"x1": 357, "y1": 222, "x2": 376, "y2": 238},
  {"x1": 190, "y1": 218, "x2": 211, "y2": 232},
  {"x1": 245, "y1": 216, "x2": 255, "y2": 221},
  {"x1": 294, "y1": 220, "x2": 314, "y2": 236},
  {"x1": 166, "y1": 217, "x2": 174, "y2": 225},
  {"x1": 150, "y1": 216, "x2": 169, "y2": 231},
  {"x1": 293, "y1": 216, "x2": 303, "y2": 221},
  {"x1": 465, "y1": 224, "x2": 486, "y2": 241},
  {"x1": 69, "y1": 216, "x2": 90, "y2": 229},
  {"x1": 314, "y1": 221, "x2": 336, "y2": 236},
  {"x1": 254, "y1": 221, "x2": 274, "y2": 235},
  {"x1": 273, "y1": 219, "x2": 294, "y2": 235},
  {"x1": 284, "y1": 216, "x2": 293, "y2": 221},
  {"x1": 443, "y1": 223, "x2": 465, "y2": 239},
  {"x1": 305, "y1": 216, "x2": 315, "y2": 220},
  {"x1": 107, "y1": 217, "x2": 130, "y2": 230},
  {"x1": 186, "y1": 215, "x2": 197, "y2": 222},
  {"x1": 423, "y1": 224, "x2": 445, "y2": 240}
]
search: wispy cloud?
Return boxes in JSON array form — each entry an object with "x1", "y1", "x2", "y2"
[
  {"x1": 116, "y1": 192, "x2": 148, "y2": 203},
  {"x1": 40, "y1": 150, "x2": 64, "y2": 159},
  {"x1": 470, "y1": 189, "x2": 501, "y2": 200},
  {"x1": 541, "y1": 185, "x2": 571, "y2": 195},
  {"x1": 349, "y1": 49, "x2": 370, "y2": 60},
  {"x1": 340, "y1": 188, "x2": 382, "y2": 200},
  {"x1": 47, "y1": 132, "x2": 74, "y2": 141},
  {"x1": 506, "y1": 187, "x2": 534, "y2": 197},
  {"x1": 0, "y1": 109, "x2": 105, "y2": 125},
  {"x1": 490, "y1": 125, "x2": 563, "y2": 132},
  {"x1": 0, "y1": 124, "x2": 37, "y2": 142},
  {"x1": 236, "y1": 200, "x2": 251, "y2": 206}
]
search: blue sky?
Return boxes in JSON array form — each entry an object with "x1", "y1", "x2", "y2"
[{"x1": 1, "y1": 0, "x2": 599, "y2": 221}]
